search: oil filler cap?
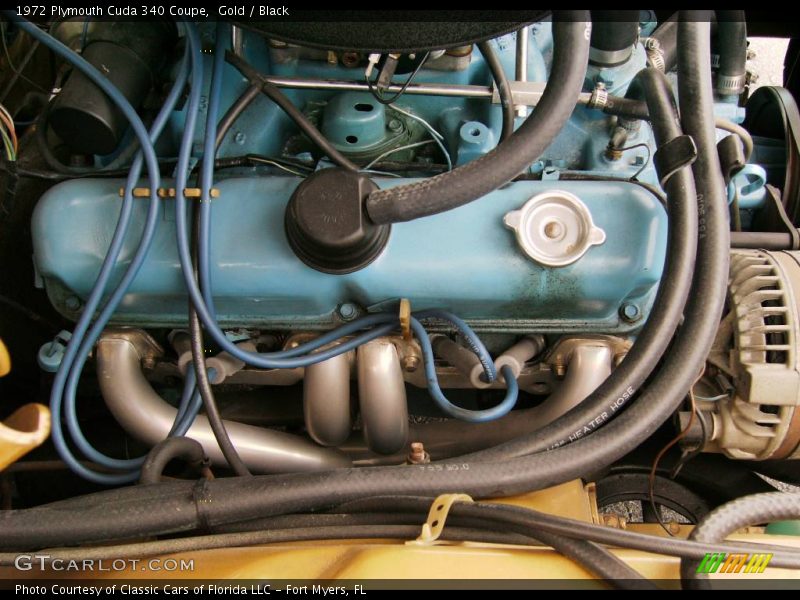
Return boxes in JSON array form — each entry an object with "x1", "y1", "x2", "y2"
[
  {"x1": 285, "y1": 168, "x2": 390, "y2": 274},
  {"x1": 503, "y1": 190, "x2": 606, "y2": 267}
]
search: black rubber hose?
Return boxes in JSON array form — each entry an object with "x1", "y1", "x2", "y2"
[
  {"x1": 210, "y1": 511, "x2": 649, "y2": 587},
  {"x1": 652, "y1": 13, "x2": 679, "y2": 73},
  {"x1": 225, "y1": 51, "x2": 359, "y2": 172},
  {"x1": 215, "y1": 83, "x2": 261, "y2": 148},
  {"x1": 680, "y1": 492, "x2": 800, "y2": 588},
  {"x1": 477, "y1": 40, "x2": 514, "y2": 142},
  {"x1": 601, "y1": 95, "x2": 651, "y2": 120},
  {"x1": 364, "y1": 15, "x2": 590, "y2": 224},
  {"x1": 751, "y1": 460, "x2": 800, "y2": 484},
  {"x1": 715, "y1": 11, "x2": 747, "y2": 96},
  {"x1": 34, "y1": 102, "x2": 142, "y2": 175},
  {"x1": 334, "y1": 497, "x2": 800, "y2": 568},
  {"x1": 514, "y1": 531, "x2": 653, "y2": 587},
  {"x1": 0, "y1": 515, "x2": 648, "y2": 587},
  {"x1": 212, "y1": 511, "x2": 509, "y2": 535},
  {"x1": 0, "y1": 525, "x2": 538, "y2": 564},
  {"x1": 447, "y1": 68, "x2": 697, "y2": 462},
  {"x1": 9, "y1": 484, "x2": 800, "y2": 569},
  {"x1": 139, "y1": 437, "x2": 209, "y2": 485},
  {"x1": 589, "y1": 11, "x2": 639, "y2": 67}
]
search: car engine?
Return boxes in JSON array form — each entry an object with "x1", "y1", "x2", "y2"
[{"x1": 1, "y1": 9, "x2": 799, "y2": 589}]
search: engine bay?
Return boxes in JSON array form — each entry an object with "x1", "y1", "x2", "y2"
[{"x1": 1, "y1": 9, "x2": 800, "y2": 589}]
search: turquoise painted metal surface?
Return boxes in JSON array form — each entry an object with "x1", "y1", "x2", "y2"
[
  {"x1": 32, "y1": 177, "x2": 667, "y2": 333},
  {"x1": 163, "y1": 22, "x2": 655, "y2": 185}
]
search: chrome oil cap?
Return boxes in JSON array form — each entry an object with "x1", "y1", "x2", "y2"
[{"x1": 504, "y1": 190, "x2": 606, "y2": 267}]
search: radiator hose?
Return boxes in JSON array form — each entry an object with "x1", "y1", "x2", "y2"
[{"x1": 715, "y1": 11, "x2": 747, "y2": 96}]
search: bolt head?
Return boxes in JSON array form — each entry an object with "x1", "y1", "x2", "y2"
[
  {"x1": 403, "y1": 355, "x2": 420, "y2": 372},
  {"x1": 620, "y1": 303, "x2": 641, "y2": 322},
  {"x1": 337, "y1": 303, "x2": 359, "y2": 321}
]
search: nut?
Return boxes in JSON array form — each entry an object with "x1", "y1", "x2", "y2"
[
  {"x1": 403, "y1": 355, "x2": 421, "y2": 372},
  {"x1": 407, "y1": 442, "x2": 430, "y2": 464}
]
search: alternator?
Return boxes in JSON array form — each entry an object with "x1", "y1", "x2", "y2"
[{"x1": 702, "y1": 250, "x2": 800, "y2": 460}]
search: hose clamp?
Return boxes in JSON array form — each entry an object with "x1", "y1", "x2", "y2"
[
  {"x1": 715, "y1": 73, "x2": 747, "y2": 96},
  {"x1": 589, "y1": 45, "x2": 634, "y2": 68},
  {"x1": 647, "y1": 48, "x2": 665, "y2": 72},
  {"x1": 588, "y1": 86, "x2": 608, "y2": 111},
  {"x1": 653, "y1": 135, "x2": 698, "y2": 187},
  {"x1": 406, "y1": 493, "x2": 474, "y2": 546},
  {"x1": 642, "y1": 37, "x2": 661, "y2": 52}
]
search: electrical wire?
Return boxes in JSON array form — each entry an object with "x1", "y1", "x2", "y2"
[
  {"x1": 190, "y1": 305, "x2": 249, "y2": 475},
  {"x1": 57, "y1": 50, "x2": 194, "y2": 477},
  {"x1": 180, "y1": 74, "x2": 508, "y2": 426},
  {"x1": 225, "y1": 51, "x2": 359, "y2": 172},
  {"x1": 79, "y1": 18, "x2": 91, "y2": 52},
  {"x1": 15, "y1": 15, "x2": 196, "y2": 485},
  {"x1": 387, "y1": 104, "x2": 452, "y2": 171},
  {"x1": 0, "y1": 155, "x2": 306, "y2": 181},
  {"x1": 691, "y1": 392, "x2": 730, "y2": 402},
  {"x1": 407, "y1": 317, "x2": 517, "y2": 422},
  {"x1": 0, "y1": 108, "x2": 16, "y2": 160},
  {"x1": 0, "y1": 103, "x2": 17, "y2": 156},
  {"x1": 181, "y1": 56, "x2": 509, "y2": 424},
  {"x1": 415, "y1": 308, "x2": 497, "y2": 382},
  {"x1": 715, "y1": 116, "x2": 753, "y2": 161},
  {"x1": 362, "y1": 139, "x2": 434, "y2": 170},
  {"x1": 0, "y1": 124, "x2": 13, "y2": 161},
  {"x1": 0, "y1": 19, "x2": 50, "y2": 96},
  {"x1": 366, "y1": 52, "x2": 430, "y2": 106},
  {"x1": 191, "y1": 21, "x2": 250, "y2": 476},
  {"x1": 22, "y1": 21, "x2": 527, "y2": 481},
  {"x1": 648, "y1": 389, "x2": 700, "y2": 536},
  {"x1": 614, "y1": 142, "x2": 652, "y2": 181},
  {"x1": 246, "y1": 154, "x2": 307, "y2": 176},
  {"x1": 358, "y1": 169, "x2": 403, "y2": 178},
  {"x1": 175, "y1": 122, "x2": 499, "y2": 379}
]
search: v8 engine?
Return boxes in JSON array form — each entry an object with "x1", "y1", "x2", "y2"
[{"x1": 2, "y1": 10, "x2": 800, "y2": 587}]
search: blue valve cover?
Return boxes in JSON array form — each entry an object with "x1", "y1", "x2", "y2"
[{"x1": 31, "y1": 177, "x2": 666, "y2": 333}]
